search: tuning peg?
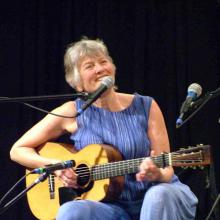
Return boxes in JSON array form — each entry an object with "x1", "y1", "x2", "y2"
[
  {"x1": 196, "y1": 143, "x2": 204, "y2": 147},
  {"x1": 199, "y1": 166, "x2": 204, "y2": 170}
]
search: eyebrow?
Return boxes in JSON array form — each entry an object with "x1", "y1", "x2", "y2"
[
  {"x1": 81, "y1": 56, "x2": 108, "y2": 67},
  {"x1": 82, "y1": 61, "x2": 93, "y2": 66}
]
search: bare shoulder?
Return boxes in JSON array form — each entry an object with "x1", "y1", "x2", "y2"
[
  {"x1": 51, "y1": 101, "x2": 76, "y2": 116},
  {"x1": 149, "y1": 99, "x2": 163, "y2": 116},
  {"x1": 118, "y1": 92, "x2": 134, "y2": 99},
  {"x1": 46, "y1": 101, "x2": 77, "y2": 133}
]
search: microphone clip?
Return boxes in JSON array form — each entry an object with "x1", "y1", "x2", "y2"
[{"x1": 77, "y1": 92, "x2": 89, "y2": 101}]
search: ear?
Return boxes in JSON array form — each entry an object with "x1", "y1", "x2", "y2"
[
  {"x1": 75, "y1": 83, "x2": 83, "y2": 92},
  {"x1": 75, "y1": 87, "x2": 83, "y2": 92}
]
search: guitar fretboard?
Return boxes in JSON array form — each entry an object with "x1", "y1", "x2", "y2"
[
  {"x1": 75, "y1": 146, "x2": 207, "y2": 182},
  {"x1": 91, "y1": 153, "x2": 170, "y2": 180}
]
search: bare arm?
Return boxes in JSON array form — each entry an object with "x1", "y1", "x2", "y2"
[
  {"x1": 10, "y1": 101, "x2": 77, "y2": 168},
  {"x1": 137, "y1": 99, "x2": 174, "y2": 183}
]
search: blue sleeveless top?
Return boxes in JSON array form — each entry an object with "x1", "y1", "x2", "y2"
[{"x1": 70, "y1": 93, "x2": 156, "y2": 201}]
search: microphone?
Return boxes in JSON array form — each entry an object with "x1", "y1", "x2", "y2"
[
  {"x1": 76, "y1": 76, "x2": 115, "y2": 116},
  {"x1": 32, "y1": 160, "x2": 75, "y2": 174},
  {"x1": 176, "y1": 83, "x2": 202, "y2": 127}
]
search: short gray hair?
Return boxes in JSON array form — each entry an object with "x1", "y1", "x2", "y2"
[{"x1": 64, "y1": 38, "x2": 112, "y2": 89}]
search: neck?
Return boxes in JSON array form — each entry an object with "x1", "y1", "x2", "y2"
[{"x1": 94, "y1": 90, "x2": 122, "y2": 111}]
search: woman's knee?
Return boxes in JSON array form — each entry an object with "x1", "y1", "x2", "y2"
[
  {"x1": 140, "y1": 184, "x2": 179, "y2": 219},
  {"x1": 56, "y1": 200, "x2": 91, "y2": 220},
  {"x1": 141, "y1": 183, "x2": 198, "y2": 220},
  {"x1": 144, "y1": 183, "x2": 174, "y2": 203}
]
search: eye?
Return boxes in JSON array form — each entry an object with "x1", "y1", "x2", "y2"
[
  {"x1": 84, "y1": 64, "x2": 94, "y2": 70},
  {"x1": 100, "y1": 60, "x2": 108, "y2": 64}
]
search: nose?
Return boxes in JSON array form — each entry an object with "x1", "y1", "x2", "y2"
[{"x1": 94, "y1": 63, "x2": 104, "y2": 74}]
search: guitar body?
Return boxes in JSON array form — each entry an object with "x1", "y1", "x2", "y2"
[{"x1": 26, "y1": 142, "x2": 124, "y2": 220}]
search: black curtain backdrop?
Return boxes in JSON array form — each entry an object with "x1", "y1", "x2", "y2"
[{"x1": 0, "y1": 0, "x2": 219, "y2": 219}]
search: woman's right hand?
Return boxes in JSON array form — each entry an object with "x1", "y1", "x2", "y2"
[{"x1": 55, "y1": 168, "x2": 79, "y2": 188}]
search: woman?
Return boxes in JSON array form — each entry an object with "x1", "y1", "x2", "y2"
[{"x1": 10, "y1": 38, "x2": 198, "y2": 219}]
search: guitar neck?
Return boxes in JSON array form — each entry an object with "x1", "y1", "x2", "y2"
[
  {"x1": 90, "y1": 144, "x2": 210, "y2": 180},
  {"x1": 91, "y1": 153, "x2": 170, "y2": 180}
]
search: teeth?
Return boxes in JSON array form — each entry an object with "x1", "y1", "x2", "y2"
[{"x1": 99, "y1": 76, "x2": 109, "y2": 80}]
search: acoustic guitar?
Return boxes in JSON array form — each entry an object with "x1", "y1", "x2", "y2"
[{"x1": 26, "y1": 142, "x2": 211, "y2": 220}]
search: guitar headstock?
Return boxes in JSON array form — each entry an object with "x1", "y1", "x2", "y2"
[{"x1": 171, "y1": 144, "x2": 211, "y2": 168}]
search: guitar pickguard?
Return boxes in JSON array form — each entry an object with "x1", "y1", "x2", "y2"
[{"x1": 58, "y1": 181, "x2": 94, "y2": 205}]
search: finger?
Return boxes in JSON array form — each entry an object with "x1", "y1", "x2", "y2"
[
  {"x1": 144, "y1": 157, "x2": 158, "y2": 169},
  {"x1": 57, "y1": 170, "x2": 77, "y2": 182},
  {"x1": 150, "y1": 150, "x2": 156, "y2": 157},
  {"x1": 65, "y1": 173, "x2": 78, "y2": 181},
  {"x1": 136, "y1": 173, "x2": 146, "y2": 181},
  {"x1": 64, "y1": 168, "x2": 78, "y2": 178},
  {"x1": 140, "y1": 158, "x2": 153, "y2": 171},
  {"x1": 63, "y1": 181, "x2": 79, "y2": 188},
  {"x1": 62, "y1": 176, "x2": 79, "y2": 188}
]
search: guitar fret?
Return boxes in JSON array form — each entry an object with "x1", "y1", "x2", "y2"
[
  {"x1": 92, "y1": 158, "x2": 143, "y2": 180},
  {"x1": 169, "y1": 153, "x2": 172, "y2": 166}
]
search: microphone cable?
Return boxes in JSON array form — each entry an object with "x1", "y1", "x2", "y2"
[{"x1": 0, "y1": 170, "x2": 35, "y2": 208}]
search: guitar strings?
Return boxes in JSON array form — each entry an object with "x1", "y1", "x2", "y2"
[
  {"x1": 76, "y1": 163, "x2": 202, "y2": 177},
  {"x1": 71, "y1": 154, "x2": 203, "y2": 179},
  {"x1": 74, "y1": 157, "x2": 166, "y2": 179},
  {"x1": 50, "y1": 149, "x2": 203, "y2": 180},
  {"x1": 76, "y1": 160, "x2": 204, "y2": 180},
  {"x1": 54, "y1": 148, "x2": 206, "y2": 179},
  {"x1": 76, "y1": 159, "x2": 204, "y2": 180},
  {"x1": 72, "y1": 153, "x2": 203, "y2": 174},
  {"x1": 72, "y1": 151, "x2": 203, "y2": 173}
]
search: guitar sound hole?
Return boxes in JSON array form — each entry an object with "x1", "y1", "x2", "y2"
[{"x1": 76, "y1": 164, "x2": 90, "y2": 186}]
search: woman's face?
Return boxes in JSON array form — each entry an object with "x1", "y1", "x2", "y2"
[{"x1": 77, "y1": 53, "x2": 116, "y2": 93}]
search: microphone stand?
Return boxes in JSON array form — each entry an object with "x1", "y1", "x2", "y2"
[
  {"x1": 0, "y1": 173, "x2": 48, "y2": 215},
  {"x1": 206, "y1": 193, "x2": 220, "y2": 220},
  {"x1": 177, "y1": 86, "x2": 220, "y2": 128},
  {"x1": 0, "y1": 93, "x2": 89, "y2": 117},
  {"x1": 177, "y1": 86, "x2": 220, "y2": 219},
  {"x1": 0, "y1": 92, "x2": 89, "y2": 103},
  {"x1": 191, "y1": 86, "x2": 220, "y2": 109},
  {"x1": 0, "y1": 94, "x2": 89, "y2": 215}
]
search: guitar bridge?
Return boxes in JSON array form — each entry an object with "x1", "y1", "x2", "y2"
[{"x1": 48, "y1": 174, "x2": 55, "y2": 199}]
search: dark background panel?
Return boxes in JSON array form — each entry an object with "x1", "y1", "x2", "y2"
[{"x1": 0, "y1": 0, "x2": 219, "y2": 219}]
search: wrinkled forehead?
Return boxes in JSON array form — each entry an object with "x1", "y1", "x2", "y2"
[{"x1": 78, "y1": 52, "x2": 111, "y2": 67}]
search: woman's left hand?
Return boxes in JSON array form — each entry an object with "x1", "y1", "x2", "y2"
[{"x1": 136, "y1": 151, "x2": 162, "y2": 182}]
